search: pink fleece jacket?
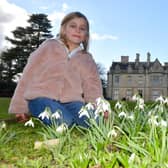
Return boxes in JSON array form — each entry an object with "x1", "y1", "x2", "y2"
[{"x1": 9, "y1": 39, "x2": 103, "y2": 114}]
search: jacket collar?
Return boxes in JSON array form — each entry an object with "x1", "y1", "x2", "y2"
[{"x1": 56, "y1": 37, "x2": 84, "y2": 58}]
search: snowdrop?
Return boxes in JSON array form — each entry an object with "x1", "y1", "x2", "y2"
[
  {"x1": 132, "y1": 94, "x2": 139, "y2": 101},
  {"x1": 78, "y1": 106, "x2": 90, "y2": 118},
  {"x1": 24, "y1": 118, "x2": 34, "y2": 127},
  {"x1": 102, "y1": 101, "x2": 111, "y2": 112},
  {"x1": 132, "y1": 95, "x2": 145, "y2": 110},
  {"x1": 56, "y1": 123, "x2": 68, "y2": 133},
  {"x1": 107, "y1": 129, "x2": 117, "y2": 138},
  {"x1": 148, "y1": 115, "x2": 159, "y2": 126},
  {"x1": 95, "y1": 97, "x2": 102, "y2": 106},
  {"x1": 127, "y1": 114, "x2": 134, "y2": 120},
  {"x1": 115, "y1": 101, "x2": 122, "y2": 109},
  {"x1": 85, "y1": 102, "x2": 95, "y2": 111},
  {"x1": 128, "y1": 153, "x2": 136, "y2": 163},
  {"x1": 96, "y1": 97, "x2": 111, "y2": 110},
  {"x1": 135, "y1": 98, "x2": 145, "y2": 110},
  {"x1": 148, "y1": 110, "x2": 153, "y2": 116},
  {"x1": 0, "y1": 121, "x2": 6, "y2": 129},
  {"x1": 164, "y1": 97, "x2": 168, "y2": 105},
  {"x1": 79, "y1": 97, "x2": 112, "y2": 120},
  {"x1": 95, "y1": 97, "x2": 111, "y2": 113},
  {"x1": 94, "y1": 106, "x2": 102, "y2": 117},
  {"x1": 160, "y1": 119, "x2": 167, "y2": 127},
  {"x1": 138, "y1": 103, "x2": 144, "y2": 110},
  {"x1": 51, "y1": 110, "x2": 61, "y2": 119},
  {"x1": 139, "y1": 98, "x2": 144, "y2": 105},
  {"x1": 118, "y1": 111, "x2": 127, "y2": 118},
  {"x1": 155, "y1": 95, "x2": 165, "y2": 104},
  {"x1": 38, "y1": 107, "x2": 50, "y2": 120}
]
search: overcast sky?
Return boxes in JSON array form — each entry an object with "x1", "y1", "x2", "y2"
[{"x1": 0, "y1": 0, "x2": 168, "y2": 71}]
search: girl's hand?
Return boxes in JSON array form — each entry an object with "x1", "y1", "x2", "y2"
[{"x1": 15, "y1": 113, "x2": 30, "y2": 123}]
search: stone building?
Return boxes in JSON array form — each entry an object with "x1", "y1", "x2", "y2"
[{"x1": 106, "y1": 52, "x2": 168, "y2": 101}]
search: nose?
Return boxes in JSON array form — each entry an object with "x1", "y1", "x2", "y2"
[{"x1": 76, "y1": 27, "x2": 80, "y2": 33}]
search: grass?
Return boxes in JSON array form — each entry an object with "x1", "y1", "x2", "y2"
[
  {"x1": 0, "y1": 97, "x2": 168, "y2": 168},
  {"x1": 0, "y1": 98, "x2": 53, "y2": 167},
  {"x1": 0, "y1": 97, "x2": 13, "y2": 119}
]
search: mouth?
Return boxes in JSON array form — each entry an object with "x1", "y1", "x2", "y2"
[{"x1": 72, "y1": 35, "x2": 81, "y2": 38}]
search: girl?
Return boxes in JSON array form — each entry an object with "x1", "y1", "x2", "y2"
[{"x1": 9, "y1": 11, "x2": 103, "y2": 128}]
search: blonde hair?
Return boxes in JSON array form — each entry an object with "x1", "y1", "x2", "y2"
[{"x1": 59, "y1": 11, "x2": 90, "y2": 51}]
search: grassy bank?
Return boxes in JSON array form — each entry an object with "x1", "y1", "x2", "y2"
[{"x1": 0, "y1": 97, "x2": 168, "y2": 167}]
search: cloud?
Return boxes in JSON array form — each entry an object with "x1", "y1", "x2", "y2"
[
  {"x1": 62, "y1": 3, "x2": 69, "y2": 12},
  {"x1": 39, "y1": 6, "x2": 49, "y2": 10},
  {"x1": 48, "y1": 11, "x2": 66, "y2": 35},
  {"x1": 48, "y1": 3, "x2": 69, "y2": 35},
  {"x1": 0, "y1": 0, "x2": 29, "y2": 50},
  {"x1": 48, "y1": 11, "x2": 65, "y2": 24},
  {"x1": 91, "y1": 32, "x2": 118, "y2": 41},
  {"x1": 48, "y1": 2, "x2": 69, "y2": 23}
]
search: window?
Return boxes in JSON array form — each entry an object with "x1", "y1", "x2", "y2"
[
  {"x1": 151, "y1": 75, "x2": 162, "y2": 86},
  {"x1": 126, "y1": 89, "x2": 132, "y2": 100},
  {"x1": 138, "y1": 76, "x2": 143, "y2": 85},
  {"x1": 113, "y1": 89, "x2": 119, "y2": 100},
  {"x1": 151, "y1": 90, "x2": 160, "y2": 100},
  {"x1": 127, "y1": 75, "x2": 132, "y2": 84},
  {"x1": 114, "y1": 75, "x2": 120, "y2": 84}
]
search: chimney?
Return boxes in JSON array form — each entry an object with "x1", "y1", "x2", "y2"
[
  {"x1": 135, "y1": 53, "x2": 140, "y2": 63},
  {"x1": 147, "y1": 52, "x2": 151, "y2": 63},
  {"x1": 121, "y1": 56, "x2": 129, "y2": 63}
]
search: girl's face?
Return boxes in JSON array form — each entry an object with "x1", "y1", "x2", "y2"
[{"x1": 62, "y1": 17, "x2": 88, "y2": 51}]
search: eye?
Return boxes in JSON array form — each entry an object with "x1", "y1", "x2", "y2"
[
  {"x1": 69, "y1": 24, "x2": 76, "y2": 28},
  {"x1": 80, "y1": 27, "x2": 87, "y2": 32}
]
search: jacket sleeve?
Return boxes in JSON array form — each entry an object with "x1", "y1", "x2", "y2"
[
  {"x1": 81, "y1": 54, "x2": 103, "y2": 103},
  {"x1": 8, "y1": 40, "x2": 49, "y2": 114}
]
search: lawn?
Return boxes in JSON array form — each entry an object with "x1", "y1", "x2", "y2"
[{"x1": 0, "y1": 96, "x2": 168, "y2": 168}]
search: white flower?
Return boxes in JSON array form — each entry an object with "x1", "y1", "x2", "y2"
[
  {"x1": 56, "y1": 123, "x2": 68, "y2": 133},
  {"x1": 148, "y1": 115, "x2": 159, "y2": 126},
  {"x1": 160, "y1": 120, "x2": 167, "y2": 127},
  {"x1": 38, "y1": 107, "x2": 50, "y2": 120},
  {"x1": 135, "y1": 98, "x2": 145, "y2": 110},
  {"x1": 85, "y1": 102, "x2": 95, "y2": 111},
  {"x1": 155, "y1": 96, "x2": 164, "y2": 104},
  {"x1": 78, "y1": 107, "x2": 90, "y2": 118},
  {"x1": 127, "y1": 114, "x2": 134, "y2": 120},
  {"x1": 148, "y1": 110, "x2": 153, "y2": 116},
  {"x1": 95, "y1": 98, "x2": 111, "y2": 115},
  {"x1": 24, "y1": 118, "x2": 34, "y2": 127},
  {"x1": 139, "y1": 98, "x2": 144, "y2": 105},
  {"x1": 51, "y1": 111, "x2": 61, "y2": 119},
  {"x1": 0, "y1": 121, "x2": 6, "y2": 129},
  {"x1": 107, "y1": 129, "x2": 117, "y2": 138},
  {"x1": 118, "y1": 111, "x2": 127, "y2": 118},
  {"x1": 115, "y1": 101, "x2": 122, "y2": 109},
  {"x1": 138, "y1": 103, "x2": 144, "y2": 110},
  {"x1": 94, "y1": 105, "x2": 102, "y2": 116},
  {"x1": 102, "y1": 102, "x2": 110, "y2": 112},
  {"x1": 95, "y1": 97, "x2": 102, "y2": 106},
  {"x1": 164, "y1": 97, "x2": 168, "y2": 105},
  {"x1": 128, "y1": 153, "x2": 136, "y2": 163},
  {"x1": 132, "y1": 95, "x2": 138, "y2": 101}
]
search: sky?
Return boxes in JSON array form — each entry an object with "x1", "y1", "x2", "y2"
[{"x1": 0, "y1": 0, "x2": 168, "y2": 73}]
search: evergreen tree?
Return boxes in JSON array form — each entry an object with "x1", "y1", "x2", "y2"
[
  {"x1": 0, "y1": 13, "x2": 53, "y2": 96},
  {"x1": 1, "y1": 13, "x2": 53, "y2": 82},
  {"x1": 27, "y1": 13, "x2": 53, "y2": 50}
]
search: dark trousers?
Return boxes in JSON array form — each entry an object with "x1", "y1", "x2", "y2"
[{"x1": 28, "y1": 97, "x2": 89, "y2": 128}]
